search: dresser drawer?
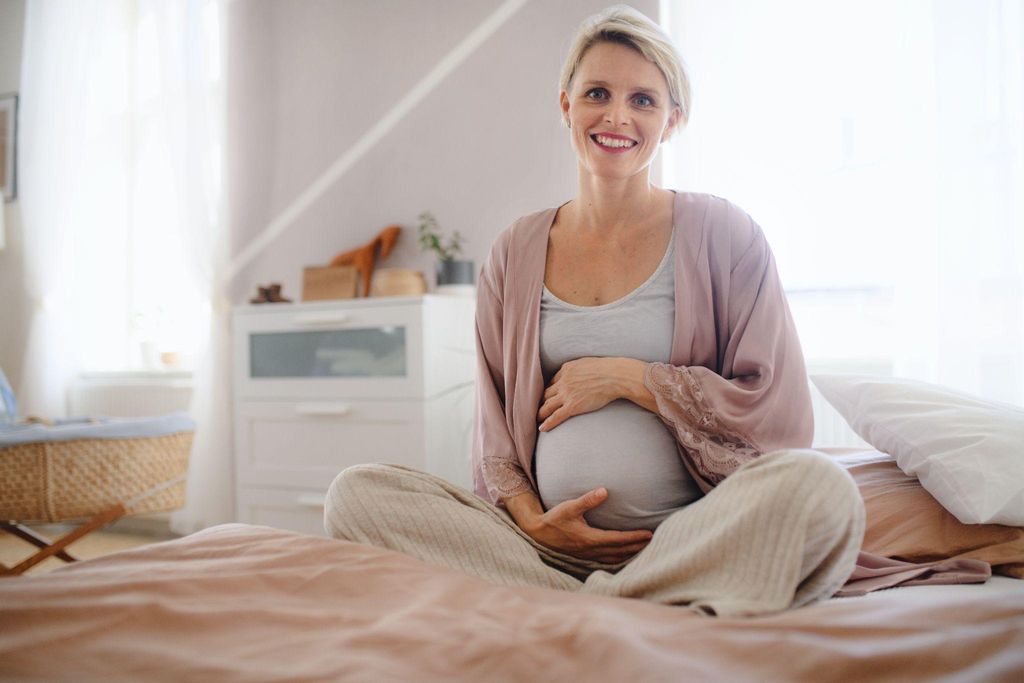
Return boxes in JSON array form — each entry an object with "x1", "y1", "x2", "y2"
[
  {"x1": 233, "y1": 303, "x2": 424, "y2": 400},
  {"x1": 234, "y1": 400, "x2": 426, "y2": 490},
  {"x1": 236, "y1": 486, "x2": 329, "y2": 537}
]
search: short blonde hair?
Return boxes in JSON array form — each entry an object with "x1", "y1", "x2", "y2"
[{"x1": 559, "y1": 5, "x2": 691, "y2": 135}]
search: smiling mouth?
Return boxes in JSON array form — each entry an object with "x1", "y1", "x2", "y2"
[{"x1": 590, "y1": 134, "x2": 638, "y2": 150}]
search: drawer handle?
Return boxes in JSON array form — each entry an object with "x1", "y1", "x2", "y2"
[
  {"x1": 295, "y1": 403, "x2": 353, "y2": 417},
  {"x1": 292, "y1": 312, "x2": 353, "y2": 326},
  {"x1": 296, "y1": 493, "x2": 326, "y2": 509}
]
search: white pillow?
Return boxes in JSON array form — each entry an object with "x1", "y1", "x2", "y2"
[{"x1": 810, "y1": 374, "x2": 1024, "y2": 526}]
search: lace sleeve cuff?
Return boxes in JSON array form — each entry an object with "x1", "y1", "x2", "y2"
[
  {"x1": 644, "y1": 362, "x2": 760, "y2": 485},
  {"x1": 481, "y1": 457, "x2": 535, "y2": 503}
]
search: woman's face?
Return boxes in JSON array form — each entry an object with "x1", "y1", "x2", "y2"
[{"x1": 560, "y1": 41, "x2": 681, "y2": 181}]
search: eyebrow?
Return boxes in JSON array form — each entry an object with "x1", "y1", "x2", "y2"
[{"x1": 581, "y1": 79, "x2": 660, "y2": 94}]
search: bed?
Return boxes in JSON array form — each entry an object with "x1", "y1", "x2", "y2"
[
  {"x1": 1, "y1": 375, "x2": 1023, "y2": 682},
  {"x1": 0, "y1": 520, "x2": 1021, "y2": 682},
  {"x1": 1, "y1": 446, "x2": 1023, "y2": 682}
]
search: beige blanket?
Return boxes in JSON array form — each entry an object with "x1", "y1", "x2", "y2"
[{"x1": 1, "y1": 523, "x2": 1022, "y2": 682}]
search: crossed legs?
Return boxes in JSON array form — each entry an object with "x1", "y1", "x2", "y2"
[{"x1": 324, "y1": 449, "x2": 865, "y2": 617}]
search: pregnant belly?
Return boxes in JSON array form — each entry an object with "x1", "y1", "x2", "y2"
[{"x1": 534, "y1": 399, "x2": 702, "y2": 531}]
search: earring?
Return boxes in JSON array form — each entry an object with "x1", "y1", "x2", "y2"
[{"x1": 565, "y1": 119, "x2": 571, "y2": 129}]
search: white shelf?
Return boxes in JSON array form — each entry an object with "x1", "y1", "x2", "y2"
[{"x1": 231, "y1": 295, "x2": 476, "y2": 536}]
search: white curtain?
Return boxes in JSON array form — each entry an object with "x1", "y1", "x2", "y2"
[
  {"x1": 19, "y1": 0, "x2": 134, "y2": 417},
  {"x1": 137, "y1": 0, "x2": 232, "y2": 534},
  {"x1": 19, "y1": 0, "x2": 232, "y2": 531},
  {"x1": 663, "y1": 0, "x2": 1024, "y2": 406}
]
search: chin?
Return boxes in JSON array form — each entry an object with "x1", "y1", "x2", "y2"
[{"x1": 582, "y1": 166, "x2": 651, "y2": 181}]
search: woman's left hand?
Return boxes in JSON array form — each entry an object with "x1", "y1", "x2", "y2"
[{"x1": 538, "y1": 357, "x2": 625, "y2": 432}]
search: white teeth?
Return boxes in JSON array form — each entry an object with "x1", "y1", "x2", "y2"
[{"x1": 594, "y1": 135, "x2": 636, "y2": 148}]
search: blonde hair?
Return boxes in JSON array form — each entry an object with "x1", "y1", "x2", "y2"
[{"x1": 559, "y1": 5, "x2": 691, "y2": 136}]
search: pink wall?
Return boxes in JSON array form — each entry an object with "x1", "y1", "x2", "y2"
[{"x1": 225, "y1": 0, "x2": 661, "y2": 303}]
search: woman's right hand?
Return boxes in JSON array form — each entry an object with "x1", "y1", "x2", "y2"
[{"x1": 522, "y1": 487, "x2": 654, "y2": 564}]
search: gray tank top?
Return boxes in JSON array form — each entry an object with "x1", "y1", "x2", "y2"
[{"x1": 535, "y1": 230, "x2": 703, "y2": 531}]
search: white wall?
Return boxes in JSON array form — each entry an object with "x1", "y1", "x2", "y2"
[
  {"x1": 0, "y1": 0, "x2": 664, "y2": 392},
  {"x1": 226, "y1": 0, "x2": 661, "y2": 304},
  {"x1": 0, "y1": 0, "x2": 26, "y2": 390}
]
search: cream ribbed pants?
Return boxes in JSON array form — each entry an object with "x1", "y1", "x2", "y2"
[{"x1": 323, "y1": 449, "x2": 865, "y2": 618}]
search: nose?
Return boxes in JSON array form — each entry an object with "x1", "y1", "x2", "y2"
[{"x1": 604, "y1": 97, "x2": 631, "y2": 127}]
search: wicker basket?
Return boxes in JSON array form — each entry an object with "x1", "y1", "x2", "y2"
[{"x1": 0, "y1": 431, "x2": 192, "y2": 523}]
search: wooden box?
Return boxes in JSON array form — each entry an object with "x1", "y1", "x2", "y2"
[
  {"x1": 370, "y1": 268, "x2": 428, "y2": 297},
  {"x1": 302, "y1": 266, "x2": 358, "y2": 301}
]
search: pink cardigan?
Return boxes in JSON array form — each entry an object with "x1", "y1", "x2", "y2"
[
  {"x1": 471, "y1": 190, "x2": 993, "y2": 597},
  {"x1": 472, "y1": 191, "x2": 813, "y2": 505}
]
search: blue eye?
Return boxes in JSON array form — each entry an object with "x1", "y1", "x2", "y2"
[{"x1": 585, "y1": 88, "x2": 654, "y2": 107}]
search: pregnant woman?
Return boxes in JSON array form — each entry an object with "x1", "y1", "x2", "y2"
[{"x1": 325, "y1": 5, "x2": 865, "y2": 617}]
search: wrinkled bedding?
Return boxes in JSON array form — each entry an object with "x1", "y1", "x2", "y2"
[{"x1": 1, "y1": 523, "x2": 1022, "y2": 682}]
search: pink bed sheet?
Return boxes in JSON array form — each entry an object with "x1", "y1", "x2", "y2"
[{"x1": 1, "y1": 523, "x2": 1022, "y2": 682}]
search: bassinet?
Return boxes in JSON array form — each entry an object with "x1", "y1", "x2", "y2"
[{"x1": 0, "y1": 380, "x2": 194, "y2": 576}]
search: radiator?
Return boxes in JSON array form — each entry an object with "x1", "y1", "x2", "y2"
[{"x1": 67, "y1": 372, "x2": 193, "y2": 418}]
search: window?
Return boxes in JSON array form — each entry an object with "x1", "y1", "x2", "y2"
[{"x1": 662, "y1": 0, "x2": 1024, "y2": 405}]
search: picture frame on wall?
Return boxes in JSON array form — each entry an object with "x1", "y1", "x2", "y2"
[{"x1": 0, "y1": 94, "x2": 17, "y2": 202}]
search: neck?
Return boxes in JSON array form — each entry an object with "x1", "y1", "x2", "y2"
[{"x1": 571, "y1": 168, "x2": 661, "y2": 235}]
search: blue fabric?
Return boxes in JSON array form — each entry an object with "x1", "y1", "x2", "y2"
[
  {"x1": 0, "y1": 368, "x2": 16, "y2": 424},
  {"x1": 0, "y1": 412, "x2": 195, "y2": 448}
]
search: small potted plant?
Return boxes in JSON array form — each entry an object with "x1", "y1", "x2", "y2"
[{"x1": 417, "y1": 211, "x2": 474, "y2": 289}]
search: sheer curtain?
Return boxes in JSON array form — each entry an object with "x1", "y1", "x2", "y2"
[
  {"x1": 19, "y1": 0, "x2": 230, "y2": 531},
  {"x1": 135, "y1": 0, "x2": 231, "y2": 535},
  {"x1": 19, "y1": 0, "x2": 134, "y2": 417},
  {"x1": 663, "y1": 0, "x2": 1024, "y2": 406}
]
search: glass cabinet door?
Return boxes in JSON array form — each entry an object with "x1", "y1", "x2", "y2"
[
  {"x1": 249, "y1": 327, "x2": 407, "y2": 378},
  {"x1": 234, "y1": 303, "x2": 424, "y2": 400}
]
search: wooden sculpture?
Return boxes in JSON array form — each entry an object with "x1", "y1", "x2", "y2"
[{"x1": 329, "y1": 225, "x2": 402, "y2": 297}]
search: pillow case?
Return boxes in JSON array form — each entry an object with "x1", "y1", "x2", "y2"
[
  {"x1": 836, "y1": 450, "x2": 1024, "y2": 579},
  {"x1": 811, "y1": 374, "x2": 1024, "y2": 526}
]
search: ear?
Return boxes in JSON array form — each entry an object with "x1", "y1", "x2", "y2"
[
  {"x1": 559, "y1": 90, "x2": 570, "y2": 126},
  {"x1": 661, "y1": 105, "x2": 683, "y2": 142}
]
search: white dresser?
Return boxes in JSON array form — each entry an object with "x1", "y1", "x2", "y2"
[{"x1": 232, "y1": 294, "x2": 476, "y2": 536}]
